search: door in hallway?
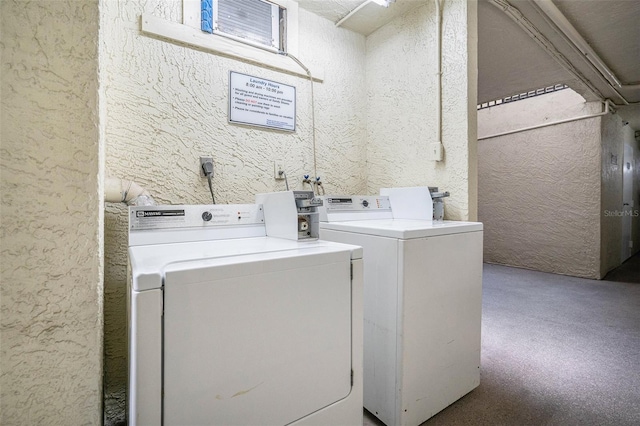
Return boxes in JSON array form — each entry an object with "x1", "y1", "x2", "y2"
[{"x1": 622, "y1": 143, "x2": 633, "y2": 262}]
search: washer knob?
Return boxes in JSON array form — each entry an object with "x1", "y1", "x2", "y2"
[
  {"x1": 202, "y1": 211, "x2": 212, "y2": 221},
  {"x1": 362, "y1": 200, "x2": 369, "y2": 207}
]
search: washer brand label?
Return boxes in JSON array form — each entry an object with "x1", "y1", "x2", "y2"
[
  {"x1": 131, "y1": 209, "x2": 187, "y2": 231},
  {"x1": 136, "y1": 210, "x2": 185, "y2": 218},
  {"x1": 328, "y1": 198, "x2": 353, "y2": 204}
]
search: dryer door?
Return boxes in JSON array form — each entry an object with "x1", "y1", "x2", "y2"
[{"x1": 162, "y1": 250, "x2": 353, "y2": 426}]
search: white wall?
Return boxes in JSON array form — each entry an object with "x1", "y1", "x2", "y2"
[
  {"x1": 101, "y1": 1, "x2": 367, "y2": 422},
  {"x1": 478, "y1": 89, "x2": 602, "y2": 278},
  {"x1": 478, "y1": 88, "x2": 640, "y2": 279},
  {"x1": 0, "y1": 0, "x2": 478, "y2": 423},
  {"x1": 366, "y1": 0, "x2": 478, "y2": 220},
  {"x1": 101, "y1": 3, "x2": 478, "y2": 420},
  {"x1": 0, "y1": 1, "x2": 103, "y2": 424},
  {"x1": 477, "y1": 89, "x2": 599, "y2": 136}
]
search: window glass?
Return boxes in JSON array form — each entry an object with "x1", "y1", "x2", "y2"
[{"x1": 201, "y1": 0, "x2": 284, "y2": 51}]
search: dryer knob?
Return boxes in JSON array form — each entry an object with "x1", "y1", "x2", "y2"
[
  {"x1": 362, "y1": 200, "x2": 369, "y2": 208},
  {"x1": 202, "y1": 211, "x2": 213, "y2": 221}
]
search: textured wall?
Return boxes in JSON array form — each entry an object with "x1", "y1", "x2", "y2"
[
  {"x1": 365, "y1": 0, "x2": 477, "y2": 221},
  {"x1": 0, "y1": 0, "x2": 103, "y2": 424},
  {"x1": 478, "y1": 89, "x2": 598, "y2": 137},
  {"x1": 478, "y1": 90, "x2": 602, "y2": 279},
  {"x1": 632, "y1": 132, "x2": 640, "y2": 258},
  {"x1": 600, "y1": 112, "x2": 640, "y2": 276},
  {"x1": 101, "y1": 2, "x2": 367, "y2": 423}
]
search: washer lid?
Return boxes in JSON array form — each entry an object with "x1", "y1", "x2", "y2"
[
  {"x1": 320, "y1": 219, "x2": 483, "y2": 239},
  {"x1": 129, "y1": 237, "x2": 363, "y2": 291}
]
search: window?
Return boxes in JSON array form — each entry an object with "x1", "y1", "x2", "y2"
[
  {"x1": 163, "y1": 0, "x2": 314, "y2": 79},
  {"x1": 201, "y1": 0, "x2": 287, "y2": 52}
]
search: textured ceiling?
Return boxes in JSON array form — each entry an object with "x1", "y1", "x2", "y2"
[
  {"x1": 296, "y1": 0, "x2": 364, "y2": 23},
  {"x1": 477, "y1": 0, "x2": 574, "y2": 104},
  {"x1": 477, "y1": 0, "x2": 640, "y2": 129},
  {"x1": 297, "y1": 0, "x2": 424, "y2": 35},
  {"x1": 553, "y1": 0, "x2": 640, "y2": 84},
  {"x1": 296, "y1": 0, "x2": 640, "y2": 129}
]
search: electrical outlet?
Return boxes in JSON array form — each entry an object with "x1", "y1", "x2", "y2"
[
  {"x1": 274, "y1": 160, "x2": 285, "y2": 180},
  {"x1": 200, "y1": 157, "x2": 214, "y2": 177}
]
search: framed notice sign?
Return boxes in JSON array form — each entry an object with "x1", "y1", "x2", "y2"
[{"x1": 229, "y1": 71, "x2": 296, "y2": 131}]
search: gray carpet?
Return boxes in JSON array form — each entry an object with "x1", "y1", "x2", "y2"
[{"x1": 365, "y1": 254, "x2": 640, "y2": 426}]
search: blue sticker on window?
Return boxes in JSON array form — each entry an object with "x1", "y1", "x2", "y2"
[{"x1": 201, "y1": 0, "x2": 213, "y2": 33}]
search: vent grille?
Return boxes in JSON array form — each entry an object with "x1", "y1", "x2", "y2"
[
  {"x1": 478, "y1": 84, "x2": 569, "y2": 110},
  {"x1": 217, "y1": 0, "x2": 274, "y2": 47}
]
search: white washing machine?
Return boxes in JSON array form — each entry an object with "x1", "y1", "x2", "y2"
[
  {"x1": 128, "y1": 203, "x2": 364, "y2": 426},
  {"x1": 318, "y1": 192, "x2": 483, "y2": 426}
]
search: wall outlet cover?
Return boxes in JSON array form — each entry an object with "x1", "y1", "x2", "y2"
[
  {"x1": 428, "y1": 142, "x2": 444, "y2": 161},
  {"x1": 274, "y1": 160, "x2": 285, "y2": 180},
  {"x1": 200, "y1": 157, "x2": 214, "y2": 177}
]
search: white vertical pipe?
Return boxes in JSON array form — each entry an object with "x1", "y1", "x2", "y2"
[
  {"x1": 283, "y1": 53, "x2": 318, "y2": 186},
  {"x1": 435, "y1": 0, "x2": 443, "y2": 146}
]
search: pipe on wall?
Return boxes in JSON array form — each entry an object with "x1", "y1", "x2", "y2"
[
  {"x1": 532, "y1": 0, "x2": 620, "y2": 87},
  {"x1": 335, "y1": 0, "x2": 395, "y2": 28},
  {"x1": 105, "y1": 177, "x2": 156, "y2": 206},
  {"x1": 488, "y1": 0, "x2": 603, "y2": 102},
  {"x1": 435, "y1": 0, "x2": 443, "y2": 148},
  {"x1": 478, "y1": 99, "x2": 614, "y2": 140},
  {"x1": 336, "y1": 0, "x2": 374, "y2": 28},
  {"x1": 531, "y1": 0, "x2": 636, "y2": 106},
  {"x1": 532, "y1": 0, "x2": 639, "y2": 95}
]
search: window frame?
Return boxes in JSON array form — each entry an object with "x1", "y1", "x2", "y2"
[
  {"x1": 184, "y1": 0, "x2": 298, "y2": 55},
  {"x1": 142, "y1": 1, "x2": 323, "y2": 81}
]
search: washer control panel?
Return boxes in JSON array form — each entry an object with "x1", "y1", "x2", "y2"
[
  {"x1": 130, "y1": 204, "x2": 264, "y2": 231},
  {"x1": 324, "y1": 196, "x2": 391, "y2": 212}
]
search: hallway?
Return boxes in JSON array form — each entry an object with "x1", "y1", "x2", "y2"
[{"x1": 605, "y1": 252, "x2": 640, "y2": 283}]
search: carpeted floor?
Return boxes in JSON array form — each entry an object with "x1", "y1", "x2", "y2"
[{"x1": 365, "y1": 253, "x2": 640, "y2": 426}]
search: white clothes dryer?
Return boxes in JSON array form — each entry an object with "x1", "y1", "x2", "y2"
[
  {"x1": 318, "y1": 194, "x2": 483, "y2": 426},
  {"x1": 127, "y1": 204, "x2": 363, "y2": 426}
]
